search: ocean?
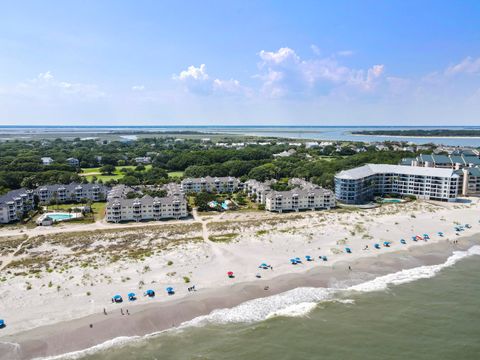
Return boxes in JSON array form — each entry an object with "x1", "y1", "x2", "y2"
[
  {"x1": 2, "y1": 126, "x2": 480, "y2": 146},
  {"x1": 72, "y1": 246, "x2": 480, "y2": 360}
]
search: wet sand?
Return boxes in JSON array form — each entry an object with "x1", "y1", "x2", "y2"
[{"x1": 1, "y1": 235, "x2": 477, "y2": 360}]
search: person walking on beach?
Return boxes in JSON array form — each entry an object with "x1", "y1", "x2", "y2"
[
  {"x1": 103, "y1": 308, "x2": 107, "y2": 315},
  {"x1": 126, "y1": 309, "x2": 130, "y2": 315},
  {"x1": 348, "y1": 266, "x2": 352, "y2": 271},
  {"x1": 121, "y1": 308, "x2": 124, "y2": 315}
]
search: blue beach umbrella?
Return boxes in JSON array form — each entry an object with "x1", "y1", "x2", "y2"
[
  {"x1": 322, "y1": 256, "x2": 328, "y2": 261},
  {"x1": 144, "y1": 289, "x2": 155, "y2": 297},
  {"x1": 166, "y1": 287, "x2": 174, "y2": 295},
  {"x1": 290, "y1": 258, "x2": 297, "y2": 264},
  {"x1": 128, "y1": 292, "x2": 136, "y2": 301},
  {"x1": 345, "y1": 247, "x2": 352, "y2": 253},
  {"x1": 112, "y1": 294, "x2": 123, "y2": 303},
  {"x1": 305, "y1": 255, "x2": 312, "y2": 261},
  {"x1": 438, "y1": 232, "x2": 444, "y2": 237},
  {"x1": 383, "y1": 241, "x2": 390, "y2": 247},
  {"x1": 411, "y1": 236, "x2": 418, "y2": 241},
  {"x1": 374, "y1": 243, "x2": 381, "y2": 249},
  {"x1": 0, "y1": 319, "x2": 4, "y2": 328},
  {"x1": 259, "y1": 263, "x2": 268, "y2": 268},
  {"x1": 400, "y1": 239, "x2": 406, "y2": 244}
]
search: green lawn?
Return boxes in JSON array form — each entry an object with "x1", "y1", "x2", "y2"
[
  {"x1": 45, "y1": 201, "x2": 106, "y2": 221},
  {"x1": 168, "y1": 171, "x2": 184, "y2": 178},
  {"x1": 80, "y1": 165, "x2": 152, "y2": 182}
]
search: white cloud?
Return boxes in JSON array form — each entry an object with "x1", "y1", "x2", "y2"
[
  {"x1": 14, "y1": 71, "x2": 106, "y2": 100},
  {"x1": 445, "y1": 56, "x2": 480, "y2": 76},
  {"x1": 173, "y1": 64, "x2": 248, "y2": 96},
  {"x1": 173, "y1": 64, "x2": 209, "y2": 81},
  {"x1": 132, "y1": 85, "x2": 145, "y2": 91},
  {"x1": 259, "y1": 47, "x2": 300, "y2": 65},
  {"x1": 256, "y1": 47, "x2": 385, "y2": 97}
]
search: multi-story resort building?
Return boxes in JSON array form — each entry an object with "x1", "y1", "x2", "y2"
[
  {"x1": 181, "y1": 176, "x2": 241, "y2": 193},
  {"x1": 35, "y1": 183, "x2": 110, "y2": 204},
  {"x1": 0, "y1": 189, "x2": 35, "y2": 224},
  {"x1": 334, "y1": 164, "x2": 461, "y2": 204},
  {"x1": 244, "y1": 179, "x2": 275, "y2": 204},
  {"x1": 246, "y1": 178, "x2": 335, "y2": 212},
  {"x1": 105, "y1": 184, "x2": 188, "y2": 223},
  {"x1": 401, "y1": 152, "x2": 480, "y2": 196}
]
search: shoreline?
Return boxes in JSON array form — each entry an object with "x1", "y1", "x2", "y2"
[
  {"x1": 350, "y1": 133, "x2": 480, "y2": 139},
  {"x1": 1, "y1": 234, "x2": 479, "y2": 360}
]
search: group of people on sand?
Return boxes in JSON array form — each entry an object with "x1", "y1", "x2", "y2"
[
  {"x1": 103, "y1": 307, "x2": 130, "y2": 316},
  {"x1": 187, "y1": 285, "x2": 196, "y2": 292}
]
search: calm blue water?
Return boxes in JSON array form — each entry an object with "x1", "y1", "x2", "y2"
[{"x1": 1, "y1": 126, "x2": 480, "y2": 146}]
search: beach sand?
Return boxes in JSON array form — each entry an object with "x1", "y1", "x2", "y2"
[{"x1": 0, "y1": 199, "x2": 479, "y2": 359}]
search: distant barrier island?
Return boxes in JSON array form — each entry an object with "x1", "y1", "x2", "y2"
[{"x1": 351, "y1": 129, "x2": 480, "y2": 138}]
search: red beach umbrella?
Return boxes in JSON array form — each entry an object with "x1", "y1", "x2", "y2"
[{"x1": 227, "y1": 271, "x2": 234, "y2": 278}]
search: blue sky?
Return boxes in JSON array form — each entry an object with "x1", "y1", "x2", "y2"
[{"x1": 1, "y1": 1, "x2": 480, "y2": 126}]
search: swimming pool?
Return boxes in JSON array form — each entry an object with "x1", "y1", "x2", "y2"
[
  {"x1": 47, "y1": 213, "x2": 75, "y2": 220},
  {"x1": 380, "y1": 199, "x2": 403, "y2": 203}
]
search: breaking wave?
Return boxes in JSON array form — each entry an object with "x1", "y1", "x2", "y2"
[{"x1": 34, "y1": 246, "x2": 480, "y2": 360}]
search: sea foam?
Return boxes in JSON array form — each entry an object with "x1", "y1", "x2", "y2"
[{"x1": 34, "y1": 245, "x2": 480, "y2": 360}]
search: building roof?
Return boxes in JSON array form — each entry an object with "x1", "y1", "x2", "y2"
[{"x1": 335, "y1": 164, "x2": 459, "y2": 180}]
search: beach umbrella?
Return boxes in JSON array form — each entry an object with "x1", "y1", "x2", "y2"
[
  {"x1": 423, "y1": 234, "x2": 429, "y2": 239},
  {"x1": 128, "y1": 292, "x2": 136, "y2": 301},
  {"x1": 259, "y1": 263, "x2": 268, "y2": 268},
  {"x1": 166, "y1": 287, "x2": 174, "y2": 295},
  {"x1": 383, "y1": 241, "x2": 390, "y2": 247},
  {"x1": 305, "y1": 255, "x2": 312, "y2": 261},
  {"x1": 144, "y1": 289, "x2": 155, "y2": 297},
  {"x1": 438, "y1": 232, "x2": 444, "y2": 237},
  {"x1": 0, "y1": 319, "x2": 4, "y2": 328},
  {"x1": 400, "y1": 239, "x2": 406, "y2": 244},
  {"x1": 112, "y1": 294, "x2": 123, "y2": 303},
  {"x1": 295, "y1": 257, "x2": 302, "y2": 263},
  {"x1": 411, "y1": 236, "x2": 417, "y2": 241},
  {"x1": 290, "y1": 258, "x2": 297, "y2": 264},
  {"x1": 345, "y1": 247, "x2": 352, "y2": 253},
  {"x1": 374, "y1": 243, "x2": 381, "y2": 249},
  {"x1": 227, "y1": 271, "x2": 234, "y2": 278},
  {"x1": 322, "y1": 256, "x2": 328, "y2": 261}
]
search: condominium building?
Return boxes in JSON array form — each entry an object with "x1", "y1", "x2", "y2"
[
  {"x1": 105, "y1": 194, "x2": 188, "y2": 223},
  {"x1": 0, "y1": 189, "x2": 35, "y2": 224},
  {"x1": 244, "y1": 179, "x2": 275, "y2": 203},
  {"x1": 265, "y1": 187, "x2": 335, "y2": 212},
  {"x1": 245, "y1": 178, "x2": 335, "y2": 212},
  {"x1": 334, "y1": 164, "x2": 460, "y2": 204},
  {"x1": 181, "y1": 176, "x2": 241, "y2": 193},
  {"x1": 35, "y1": 183, "x2": 110, "y2": 204},
  {"x1": 401, "y1": 152, "x2": 480, "y2": 197}
]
